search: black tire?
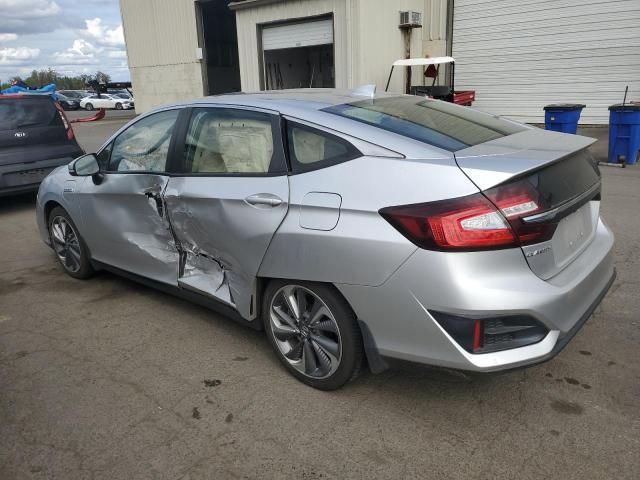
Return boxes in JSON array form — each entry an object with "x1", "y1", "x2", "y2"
[
  {"x1": 263, "y1": 280, "x2": 364, "y2": 390},
  {"x1": 85, "y1": 103, "x2": 94, "y2": 111},
  {"x1": 48, "y1": 207, "x2": 94, "y2": 279},
  {"x1": 115, "y1": 103, "x2": 123, "y2": 110}
]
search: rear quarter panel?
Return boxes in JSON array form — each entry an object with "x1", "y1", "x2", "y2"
[{"x1": 258, "y1": 155, "x2": 480, "y2": 286}]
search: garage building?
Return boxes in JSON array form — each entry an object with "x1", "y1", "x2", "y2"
[
  {"x1": 452, "y1": 0, "x2": 640, "y2": 124},
  {"x1": 120, "y1": 0, "x2": 640, "y2": 124}
]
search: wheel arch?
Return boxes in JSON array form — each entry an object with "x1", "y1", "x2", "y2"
[
  {"x1": 44, "y1": 200, "x2": 63, "y2": 225},
  {"x1": 256, "y1": 276, "x2": 386, "y2": 373}
]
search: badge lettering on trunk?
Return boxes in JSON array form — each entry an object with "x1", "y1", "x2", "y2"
[
  {"x1": 14, "y1": 132, "x2": 27, "y2": 138},
  {"x1": 525, "y1": 246, "x2": 552, "y2": 258}
]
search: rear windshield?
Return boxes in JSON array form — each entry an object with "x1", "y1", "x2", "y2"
[
  {"x1": 0, "y1": 97, "x2": 61, "y2": 131},
  {"x1": 323, "y1": 96, "x2": 526, "y2": 152}
]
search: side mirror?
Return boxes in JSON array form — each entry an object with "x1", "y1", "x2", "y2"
[{"x1": 69, "y1": 153, "x2": 100, "y2": 176}]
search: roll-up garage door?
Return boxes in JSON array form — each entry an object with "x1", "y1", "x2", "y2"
[
  {"x1": 452, "y1": 0, "x2": 640, "y2": 124},
  {"x1": 262, "y1": 18, "x2": 333, "y2": 51}
]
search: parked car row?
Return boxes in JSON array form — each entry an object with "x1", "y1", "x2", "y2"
[
  {"x1": 57, "y1": 89, "x2": 135, "y2": 111},
  {"x1": 80, "y1": 93, "x2": 134, "y2": 111}
]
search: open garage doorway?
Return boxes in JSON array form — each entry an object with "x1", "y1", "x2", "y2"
[
  {"x1": 261, "y1": 17, "x2": 335, "y2": 90},
  {"x1": 197, "y1": 0, "x2": 241, "y2": 95}
]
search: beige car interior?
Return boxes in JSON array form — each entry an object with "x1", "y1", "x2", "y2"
[
  {"x1": 290, "y1": 127, "x2": 327, "y2": 164},
  {"x1": 189, "y1": 115, "x2": 274, "y2": 173}
]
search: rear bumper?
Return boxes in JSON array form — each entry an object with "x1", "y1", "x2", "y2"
[
  {"x1": 338, "y1": 218, "x2": 615, "y2": 372},
  {"x1": 0, "y1": 157, "x2": 74, "y2": 197}
]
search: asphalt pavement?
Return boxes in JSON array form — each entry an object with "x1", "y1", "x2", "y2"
[{"x1": 0, "y1": 117, "x2": 638, "y2": 479}]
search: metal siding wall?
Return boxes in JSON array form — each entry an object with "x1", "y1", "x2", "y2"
[
  {"x1": 452, "y1": 0, "x2": 640, "y2": 124},
  {"x1": 120, "y1": 0, "x2": 203, "y2": 112},
  {"x1": 423, "y1": 0, "x2": 448, "y2": 41},
  {"x1": 235, "y1": 0, "x2": 348, "y2": 91},
  {"x1": 235, "y1": 0, "x2": 446, "y2": 93}
]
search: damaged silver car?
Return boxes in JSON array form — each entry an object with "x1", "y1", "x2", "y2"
[{"x1": 36, "y1": 90, "x2": 615, "y2": 390}]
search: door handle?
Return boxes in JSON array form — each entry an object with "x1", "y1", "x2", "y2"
[{"x1": 245, "y1": 193, "x2": 283, "y2": 207}]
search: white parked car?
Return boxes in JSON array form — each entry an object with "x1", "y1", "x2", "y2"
[{"x1": 80, "y1": 94, "x2": 134, "y2": 111}]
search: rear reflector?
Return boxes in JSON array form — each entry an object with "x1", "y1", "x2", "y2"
[
  {"x1": 380, "y1": 182, "x2": 558, "y2": 251},
  {"x1": 431, "y1": 311, "x2": 548, "y2": 354}
]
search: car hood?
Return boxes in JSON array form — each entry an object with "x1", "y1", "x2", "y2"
[{"x1": 454, "y1": 128, "x2": 597, "y2": 191}]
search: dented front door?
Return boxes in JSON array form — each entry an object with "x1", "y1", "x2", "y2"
[
  {"x1": 78, "y1": 109, "x2": 181, "y2": 285},
  {"x1": 163, "y1": 176, "x2": 288, "y2": 320},
  {"x1": 79, "y1": 174, "x2": 179, "y2": 284}
]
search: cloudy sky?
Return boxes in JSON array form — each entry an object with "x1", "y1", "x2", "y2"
[{"x1": 0, "y1": 0, "x2": 128, "y2": 83}]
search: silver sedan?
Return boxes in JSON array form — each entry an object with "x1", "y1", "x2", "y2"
[{"x1": 36, "y1": 90, "x2": 615, "y2": 389}]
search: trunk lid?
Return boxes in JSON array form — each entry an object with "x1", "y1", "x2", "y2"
[
  {"x1": 455, "y1": 128, "x2": 601, "y2": 280},
  {"x1": 0, "y1": 95, "x2": 80, "y2": 166}
]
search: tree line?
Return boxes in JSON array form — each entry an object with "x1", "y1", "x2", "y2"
[{"x1": 0, "y1": 69, "x2": 112, "y2": 91}]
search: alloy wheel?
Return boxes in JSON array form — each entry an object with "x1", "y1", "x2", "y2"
[
  {"x1": 50, "y1": 216, "x2": 82, "y2": 273},
  {"x1": 269, "y1": 285, "x2": 342, "y2": 379}
]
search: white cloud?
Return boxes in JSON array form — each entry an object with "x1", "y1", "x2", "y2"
[
  {"x1": 0, "y1": 33, "x2": 18, "y2": 42},
  {"x1": 53, "y1": 39, "x2": 100, "y2": 65},
  {"x1": 81, "y1": 18, "x2": 124, "y2": 47},
  {"x1": 0, "y1": 46, "x2": 40, "y2": 65},
  {"x1": 107, "y1": 50, "x2": 126, "y2": 59},
  {"x1": 0, "y1": 1, "x2": 61, "y2": 18}
]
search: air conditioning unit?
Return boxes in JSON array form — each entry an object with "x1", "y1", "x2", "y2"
[{"x1": 399, "y1": 11, "x2": 422, "y2": 28}]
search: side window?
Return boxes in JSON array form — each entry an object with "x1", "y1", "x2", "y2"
[
  {"x1": 108, "y1": 109, "x2": 179, "y2": 172},
  {"x1": 287, "y1": 122, "x2": 360, "y2": 172},
  {"x1": 182, "y1": 107, "x2": 276, "y2": 174},
  {"x1": 96, "y1": 142, "x2": 112, "y2": 169}
]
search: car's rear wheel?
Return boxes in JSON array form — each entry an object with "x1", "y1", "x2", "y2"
[
  {"x1": 85, "y1": 103, "x2": 94, "y2": 111},
  {"x1": 263, "y1": 280, "x2": 363, "y2": 390},
  {"x1": 48, "y1": 207, "x2": 94, "y2": 279},
  {"x1": 115, "y1": 103, "x2": 123, "y2": 110}
]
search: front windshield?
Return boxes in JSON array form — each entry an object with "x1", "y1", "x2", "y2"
[{"x1": 323, "y1": 96, "x2": 526, "y2": 152}]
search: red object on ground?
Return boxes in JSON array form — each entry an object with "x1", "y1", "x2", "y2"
[{"x1": 70, "y1": 108, "x2": 106, "y2": 123}]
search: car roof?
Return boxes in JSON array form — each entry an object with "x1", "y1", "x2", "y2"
[
  {"x1": 142, "y1": 89, "x2": 454, "y2": 160},
  {"x1": 178, "y1": 88, "x2": 401, "y2": 117}
]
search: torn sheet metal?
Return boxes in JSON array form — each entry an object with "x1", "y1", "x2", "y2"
[
  {"x1": 163, "y1": 175, "x2": 289, "y2": 320},
  {"x1": 178, "y1": 245, "x2": 234, "y2": 307}
]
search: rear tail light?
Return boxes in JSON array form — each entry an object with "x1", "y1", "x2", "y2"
[
  {"x1": 379, "y1": 181, "x2": 558, "y2": 251},
  {"x1": 431, "y1": 311, "x2": 548, "y2": 354},
  {"x1": 54, "y1": 102, "x2": 75, "y2": 141}
]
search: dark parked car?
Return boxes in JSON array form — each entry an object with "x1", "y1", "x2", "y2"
[
  {"x1": 56, "y1": 93, "x2": 80, "y2": 111},
  {"x1": 58, "y1": 90, "x2": 89, "y2": 100},
  {"x1": 0, "y1": 94, "x2": 84, "y2": 197}
]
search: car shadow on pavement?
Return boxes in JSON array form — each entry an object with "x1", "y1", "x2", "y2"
[
  {"x1": 96, "y1": 268, "x2": 513, "y2": 397},
  {"x1": 0, "y1": 192, "x2": 37, "y2": 214}
]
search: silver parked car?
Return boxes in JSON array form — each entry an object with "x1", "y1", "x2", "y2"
[{"x1": 36, "y1": 89, "x2": 615, "y2": 390}]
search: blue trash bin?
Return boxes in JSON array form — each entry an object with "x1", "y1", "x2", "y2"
[
  {"x1": 608, "y1": 104, "x2": 640, "y2": 165},
  {"x1": 543, "y1": 104, "x2": 586, "y2": 134}
]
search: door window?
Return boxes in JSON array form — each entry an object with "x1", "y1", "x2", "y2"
[
  {"x1": 182, "y1": 108, "x2": 278, "y2": 174},
  {"x1": 96, "y1": 141, "x2": 113, "y2": 169},
  {"x1": 108, "y1": 109, "x2": 179, "y2": 172},
  {"x1": 286, "y1": 121, "x2": 360, "y2": 172}
]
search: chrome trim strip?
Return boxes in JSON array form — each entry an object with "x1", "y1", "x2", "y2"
[{"x1": 522, "y1": 181, "x2": 601, "y2": 224}]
